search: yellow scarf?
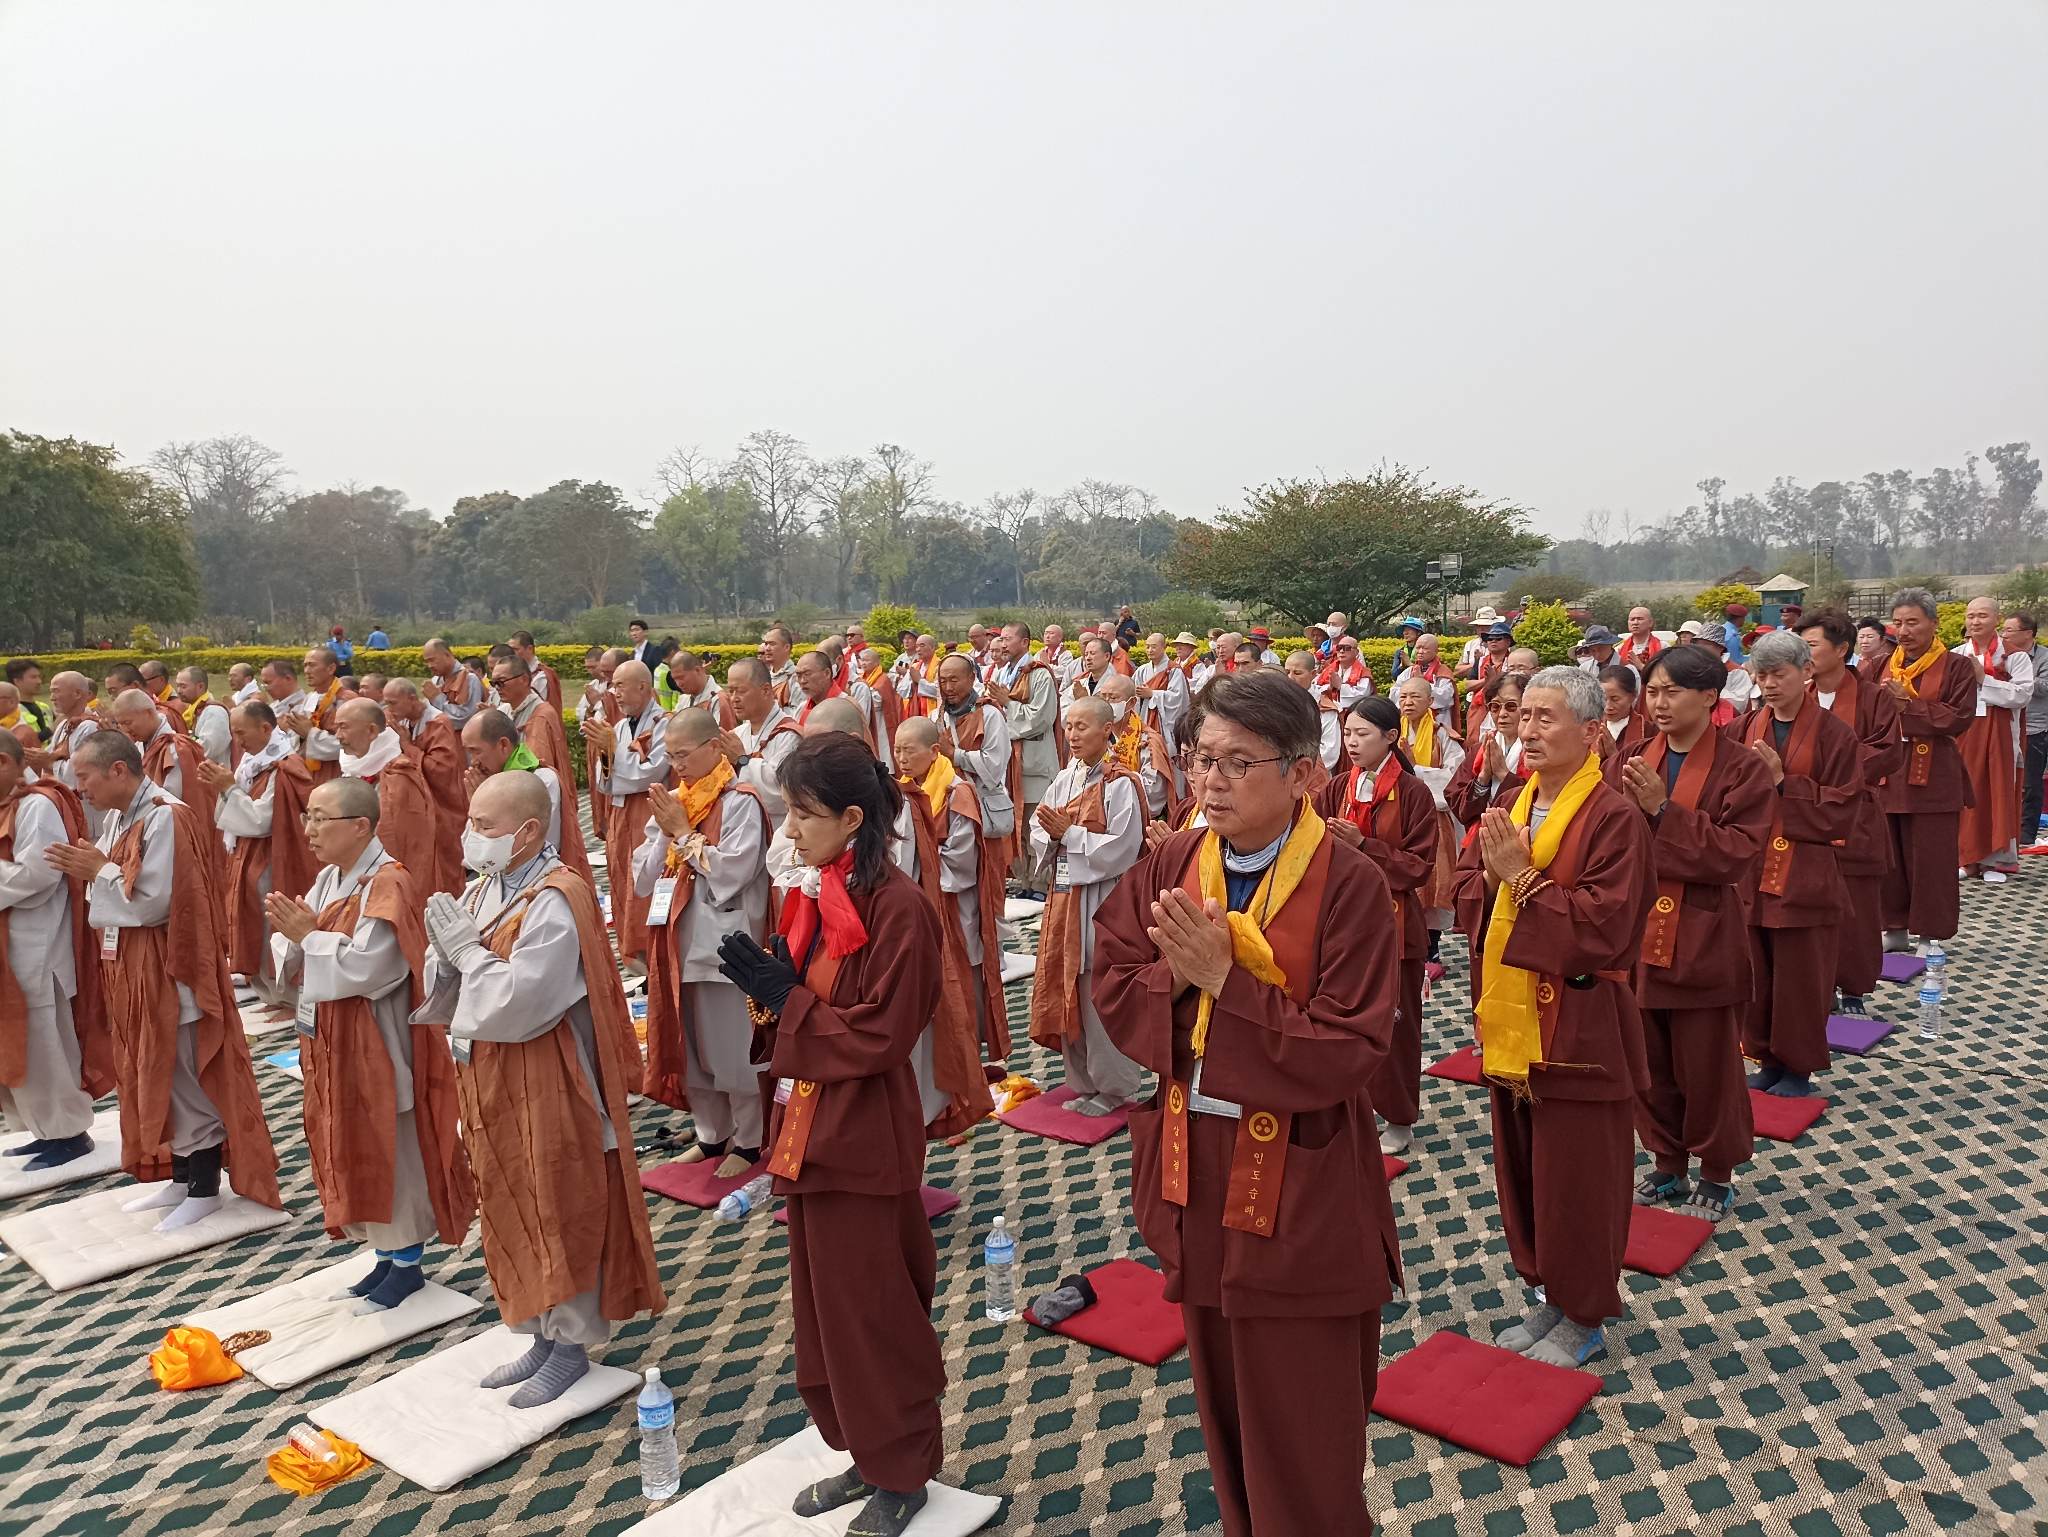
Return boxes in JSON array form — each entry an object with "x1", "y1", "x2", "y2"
[
  {"x1": 1189, "y1": 799, "x2": 1326, "y2": 1057},
  {"x1": 915, "y1": 752, "x2": 957, "y2": 818},
  {"x1": 1111, "y1": 714, "x2": 1146, "y2": 774},
  {"x1": 0, "y1": 709, "x2": 17, "y2": 732},
  {"x1": 1402, "y1": 709, "x2": 1436, "y2": 767},
  {"x1": 662, "y1": 756, "x2": 735, "y2": 873},
  {"x1": 1887, "y1": 644, "x2": 1941, "y2": 697},
  {"x1": 1475, "y1": 750, "x2": 1606, "y2": 1083},
  {"x1": 181, "y1": 692, "x2": 213, "y2": 729}
]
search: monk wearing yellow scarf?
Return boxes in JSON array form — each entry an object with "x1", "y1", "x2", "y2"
[{"x1": 1453, "y1": 665, "x2": 1653, "y2": 1374}]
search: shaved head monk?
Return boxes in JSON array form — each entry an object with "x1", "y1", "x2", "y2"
[
  {"x1": 1091, "y1": 669, "x2": 1402, "y2": 1536},
  {"x1": 173, "y1": 666, "x2": 231, "y2": 765},
  {"x1": 801, "y1": 697, "x2": 866, "y2": 738},
  {"x1": 1452, "y1": 665, "x2": 1653, "y2": 1369},
  {"x1": 334, "y1": 698, "x2": 436, "y2": 884},
  {"x1": 491, "y1": 656, "x2": 591, "y2": 887},
  {"x1": 463, "y1": 707, "x2": 573, "y2": 862},
  {"x1": 418, "y1": 771, "x2": 664, "y2": 1406},
  {"x1": 421, "y1": 638, "x2": 484, "y2": 726},
  {"x1": 1880, "y1": 588, "x2": 1977, "y2": 950},
  {"x1": 1954, "y1": 595, "x2": 2033, "y2": 880},
  {"x1": 384, "y1": 677, "x2": 466, "y2": 897},
  {"x1": 200, "y1": 701, "x2": 318, "y2": 1008},
  {"x1": 26, "y1": 671, "x2": 98, "y2": 788},
  {"x1": 589, "y1": 660, "x2": 669, "y2": 964}
]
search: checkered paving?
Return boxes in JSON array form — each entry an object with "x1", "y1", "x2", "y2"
[{"x1": 1, "y1": 848, "x2": 2042, "y2": 1536}]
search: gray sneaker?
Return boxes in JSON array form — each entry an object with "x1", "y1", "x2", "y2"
[
  {"x1": 1525, "y1": 1318, "x2": 1606, "y2": 1368},
  {"x1": 1496, "y1": 1303, "x2": 1564, "y2": 1353}
]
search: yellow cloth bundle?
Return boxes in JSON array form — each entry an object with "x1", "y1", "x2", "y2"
[
  {"x1": 148, "y1": 1326, "x2": 243, "y2": 1391},
  {"x1": 266, "y1": 1428, "x2": 370, "y2": 1495}
]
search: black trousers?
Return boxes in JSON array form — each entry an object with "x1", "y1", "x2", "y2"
[{"x1": 2023, "y1": 733, "x2": 2047, "y2": 847}]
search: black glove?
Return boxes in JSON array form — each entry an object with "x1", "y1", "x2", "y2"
[{"x1": 717, "y1": 932, "x2": 800, "y2": 1017}]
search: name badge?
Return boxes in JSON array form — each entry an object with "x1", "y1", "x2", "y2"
[
  {"x1": 294, "y1": 995, "x2": 318, "y2": 1039},
  {"x1": 774, "y1": 1077, "x2": 794, "y2": 1105},
  {"x1": 646, "y1": 876, "x2": 678, "y2": 928},
  {"x1": 1053, "y1": 849, "x2": 1073, "y2": 894},
  {"x1": 100, "y1": 925, "x2": 120, "y2": 960}
]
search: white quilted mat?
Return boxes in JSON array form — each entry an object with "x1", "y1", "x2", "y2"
[
  {"x1": 998, "y1": 951, "x2": 1034, "y2": 984},
  {"x1": 312, "y1": 1325, "x2": 639, "y2": 1491},
  {"x1": 0, "y1": 1105, "x2": 123, "y2": 1200},
  {"x1": 240, "y1": 1009, "x2": 299, "y2": 1040},
  {"x1": 186, "y1": 1252, "x2": 483, "y2": 1389},
  {"x1": 1002, "y1": 897, "x2": 1045, "y2": 921},
  {"x1": 623, "y1": 1426, "x2": 1000, "y2": 1537},
  {"x1": 0, "y1": 1181, "x2": 292, "y2": 1291}
]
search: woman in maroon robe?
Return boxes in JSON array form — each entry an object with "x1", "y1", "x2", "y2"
[{"x1": 717, "y1": 735, "x2": 947, "y2": 1537}]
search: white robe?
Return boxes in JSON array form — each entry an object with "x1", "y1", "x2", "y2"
[{"x1": 0, "y1": 792, "x2": 91, "y2": 1140}]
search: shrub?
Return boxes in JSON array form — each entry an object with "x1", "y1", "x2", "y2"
[
  {"x1": 775, "y1": 600, "x2": 830, "y2": 638},
  {"x1": 180, "y1": 635, "x2": 212, "y2": 650},
  {"x1": 129, "y1": 623, "x2": 158, "y2": 652},
  {"x1": 1692, "y1": 583, "x2": 1762, "y2": 621},
  {"x1": 865, "y1": 604, "x2": 923, "y2": 643},
  {"x1": 1937, "y1": 601, "x2": 1967, "y2": 649},
  {"x1": 1512, "y1": 601, "x2": 1582, "y2": 666}
]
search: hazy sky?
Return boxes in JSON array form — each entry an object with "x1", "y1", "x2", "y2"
[{"x1": 4, "y1": 2, "x2": 2043, "y2": 541}]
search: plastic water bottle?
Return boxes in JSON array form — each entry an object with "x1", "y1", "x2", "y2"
[
  {"x1": 285, "y1": 1423, "x2": 338, "y2": 1463},
  {"x1": 715, "y1": 1173, "x2": 773, "y2": 1223},
  {"x1": 983, "y1": 1215, "x2": 1017, "y2": 1321},
  {"x1": 1924, "y1": 942, "x2": 1947, "y2": 1001},
  {"x1": 637, "y1": 1367, "x2": 680, "y2": 1500},
  {"x1": 1917, "y1": 981, "x2": 1942, "y2": 1041}
]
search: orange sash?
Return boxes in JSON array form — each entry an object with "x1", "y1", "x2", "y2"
[{"x1": 765, "y1": 950, "x2": 841, "y2": 1179}]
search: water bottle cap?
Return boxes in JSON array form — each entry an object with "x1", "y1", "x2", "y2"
[
  {"x1": 645, "y1": 1367, "x2": 660, "y2": 1384},
  {"x1": 992, "y1": 1215, "x2": 1006, "y2": 1229}
]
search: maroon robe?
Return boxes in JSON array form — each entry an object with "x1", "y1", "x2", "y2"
[
  {"x1": 1314, "y1": 760, "x2": 1438, "y2": 1129},
  {"x1": 1878, "y1": 648, "x2": 1976, "y2": 940},
  {"x1": 765, "y1": 867, "x2": 947, "y2": 1495},
  {"x1": 1733, "y1": 701, "x2": 1862, "y2": 1078},
  {"x1": 1815, "y1": 669, "x2": 1903, "y2": 997},
  {"x1": 401, "y1": 714, "x2": 467, "y2": 898},
  {"x1": 1093, "y1": 825, "x2": 1401, "y2": 1537},
  {"x1": 1449, "y1": 776, "x2": 1654, "y2": 1327},
  {"x1": 1606, "y1": 729, "x2": 1774, "y2": 1184}
]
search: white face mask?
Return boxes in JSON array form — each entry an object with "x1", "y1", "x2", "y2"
[
  {"x1": 464, "y1": 826, "x2": 517, "y2": 873},
  {"x1": 1110, "y1": 700, "x2": 1129, "y2": 722}
]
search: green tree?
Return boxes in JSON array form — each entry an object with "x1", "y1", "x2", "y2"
[
  {"x1": 654, "y1": 481, "x2": 756, "y2": 614},
  {"x1": 1510, "y1": 572, "x2": 1593, "y2": 609},
  {"x1": 1168, "y1": 467, "x2": 1548, "y2": 628},
  {"x1": 1, "y1": 432, "x2": 202, "y2": 648}
]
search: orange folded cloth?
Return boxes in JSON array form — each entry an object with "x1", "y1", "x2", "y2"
[
  {"x1": 148, "y1": 1327, "x2": 243, "y2": 1391},
  {"x1": 991, "y1": 1073, "x2": 1042, "y2": 1114},
  {"x1": 266, "y1": 1428, "x2": 370, "y2": 1495}
]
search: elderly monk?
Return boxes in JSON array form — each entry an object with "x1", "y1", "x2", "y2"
[
  {"x1": 0, "y1": 734, "x2": 112, "y2": 1170},
  {"x1": 632, "y1": 709, "x2": 771, "y2": 1164},
  {"x1": 1880, "y1": 588, "x2": 1978, "y2": 950},
  {"x1": 333, "y1": 699, "x2": 436, "y2": 882},
  {"x1": 385, "y1": 678, "x2": 466, "y2": 897},
  {"x1": 1092, "y1": 670, "x2": 1401, "y2": 1537},
  {"x1": 588, "y1": 660, "x2": 669, "y2": 964},
  {"x1": 259, "y1": 655, "x2": 307, "y2": 733},
  {"x1": 1736, "y1": 631, "x2": 1862, "y2": 1102},
  {"x1": 934, "y1": 654, "x2": 1017, "y2": 865},
  {"x1": 1283, "y1": 651, "x2": 1343, "y2": 780},
  {"x1": 0, "y1": 684, "x2": 35, "y2": 750},
  {"x1": 891, "y1": 633, "x2": 941, "y2": 720},
  {"x1": 1954, "y1": 595, "x2": 2034, "y2": 881},
  {"x1": 114, "y1": 688, "x2": 203, "y2": 806},
  {"x1": 227, "y1": 662, "x2": 260, "y2": 707},
  {"x1": 173, "y1": 666, "x2": 231, "y2": 765},
  {"x1": 1133, "y1": 631, "x2": 1194, "y2": 757},
  {"x1": 1608, "y1": 644, "x2": 1774, "y2": 1223},
  {"x1": 463, "y1": 709, "x2": 579, "y2": 872},
  {"x1": 422, "y1": 637, "x2": 485, "y2": 726},
  {"x1": 490, "y1": 656, "x2": 590, "y2": 886},
  {"x1": 1028, "y1": 696, "x2": 1147, "y2": 1114},
  {"x1": 355, "y1": 674, "x2": 387, "y2": 704},
  {"x1": 793, "y1": 649, "x2": 851, "y2": 732},
  {"x1": 284, "y1": 646, "x2": 347, "y2": 784},
  {"x1": 986, "y1": 623, "x2": 1066, "y2": 881},
  {"x1": 720, "y1": 657, "x2": 803, "y2": 819},
  {"x1": 136, "y1": 659, "x2": 189, "y2": 735},
  {"x1": 47, "y1": 732, "x2": 280, "y2": 1230},
  {"x1": 1452, "y1": 666, "x2": 1653, "y2": 1369},
  {"x1": 895, "y1": 715, "x2": 1010, "y2": 1087},
  {"x1": 1799, "y1": 607, "x2": 1904, "y2": 1015},
  {"x1": 416, "y1": 773, "x2": 664, "y2": 1406},
  {"x1": 266, "y1": 778, "x2": 474, "y2": 1309},
  {"x1": 758, "y1": 624, "x2": 799, "y2": 706},
  {"x1": 26, "y1": 671, "x2": 100, "y2": 789},
  {"x1": 508, "y1": 630, "x2": 561, "y2": 704},
  {"x1": 202, "y1": 702, "x2": 317, "y2": 1006},
  {"x1": 665, "y1": 648, "x2": 724, "y2": 715}
]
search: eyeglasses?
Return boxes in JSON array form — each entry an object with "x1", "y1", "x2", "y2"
[
  {"x1": 1184, "y1": 751, "x2": 1289, "y2": 781},
  {"x1": 301, "y1": 812, "x2": 366, "y2": 829}
]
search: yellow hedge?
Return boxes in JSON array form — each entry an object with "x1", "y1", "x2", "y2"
[{"x1": 10, "y1": 642, "x2": 826, "y2": 686}]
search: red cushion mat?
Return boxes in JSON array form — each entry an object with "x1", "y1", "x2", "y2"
[
  {"x1": 641, "y1": 1155, "x2": 767, "y2": 1209},
  {"x1": 1426, "y1": 1045, "x2": 1484, "y2": 1085},
  {"x1": 1748, "y1": 1088, "x2": 1827, "y2": 1141},
  {"x1": 997, "y1": 1085, "x2": 1129, "y2": 1145},
  {"x1": 1384, "y1": 1155, "x2": 1409, "y2": 1181},
  {"x1": 771, "y1": 1184, "x2": 960, "y2": 1226},
  {"x1": 1374, "y1": 1329, "x2": 1601, "y2": 1466},
  {"x1": 1624, "y1": 1204, "x2": 1714, "y2": 1276},
  {"x1": 1025, "y1": 1256, "x2": 1185, "y2": 1365}
]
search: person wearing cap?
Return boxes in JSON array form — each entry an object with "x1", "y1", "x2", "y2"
[
  {"x1": 1574, "y1": 626, "x2": 1620, "y2": 675},
  {"x1": 1617, "y1": 608, "x2": 1663, "y2": 673},
  {"x1": 1248, "y1": 629, "x2": 1280, "y2": 668},
  {"x1": 1458, "y1": 607, "x2": 1504, "y2": 672},
  {"x1": 1676, "y1": 619, "x2": 1711, "y2": 644},
  {"x1": 1721, "y1": 604, "x2": 1750, "y2": 664},
  {"x1": 1391, "y1": 618, "x2": 1425, "y2": 677}
]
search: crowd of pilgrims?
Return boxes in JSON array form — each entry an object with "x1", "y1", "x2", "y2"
[{"x1": 0, "y1": 581, "x2": 2035, "y2": 1536}]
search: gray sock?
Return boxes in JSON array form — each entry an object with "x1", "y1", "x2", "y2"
[
  {"x1": 508, "y1": 1342, "x2": 589, "y2": 1409},
  {"x1": 848, "y1": 1486, "x2": 930, "y2": 1537},
  {"x1": 1069, "y1": 1094, "x2": 1118, "y2": 1118},
  {"x1": 794, "y1": 1467, "x2": 874, "y2": 1517},
  {"x1": 1525, "y1": 1318, "x2": 1605, "y2": 1368},
  {"x1": 1496, "y1": 1302, "x2": 1563, "y2": 1353},
  {"x1": 480, "y1": 1339, "x2": 554, "y2": 1389}
]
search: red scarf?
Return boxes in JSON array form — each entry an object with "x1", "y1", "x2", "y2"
[
  {"x1": 1970, "y1": 636, "x2": 2010, "y2": 682},
  {"x1": 1342, "y1": 753, "x2": 1403, "y2": 831},
  {"x1": 795, "y1": 680, "x2": 846, "y2": 726},
  {"x1": 1316, "y1": 657, "x2": 1369, "y2": 690},
  {"x1": 1618, "y1": 634, "x2": 1663, "y2": 667},
  {"x1": 777, "y1": 848, "x2": 867, "y2": 962}
]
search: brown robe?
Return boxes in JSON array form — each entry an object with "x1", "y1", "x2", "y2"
[
  {"x1": 0, "y1": 781, "x2": 114, "y2": 1100},
  {"x1": 1026, "y1": 768, "x2": 1133, "y2": 1053},
  {"x1": 142, "y1": 727, "x2": 227, "y2": 929},
  {"x1": 1606, "y1": 728, "x2": 1774, "y2": 1184},
  {"x1": 360, "y1": 755, "x2": 437, "y2": 893},
  {"x1": 1878, "y1": 648, "x2": 1977, "y2": 940},
  {"x1": 939, "y1": 776, "x2": 1011, "y2": 1061},
  {"x1": 1092, "y1": 824, "x2": 1401, "y2": 1537},
  {"x1": 1816, "y1": 669, "x2": 1904, "y2": 997},
  {"x1": 401, "y1": 713, "x2": 468, "y2": 898},
  {"x1": 1449, "y1": 777, "x2": 1653, "y2": 1326},
  {"x1": 223, "y1": 758, "x2": 319, "y2": 979},
  {"x1": 103, "y1": 798, "x2": 281, "y2": 1205},
  {"x1": 1956, "y1": 641, "x2": 2023, "y2": 866},
  {"x1": 457, "y1": 869, "x2": 664, "y2": 1327},
  {"x1": 302, "y1": 863, "x2": 475, "y2": 1242},
  {"x1": 1734, "y1": 701, "x2": 1862, "y2": 1078},
  {"x1": 936, "y1": 701, "x2": 1018, "y2": 873},
  {"x1": 1315, "y1": 761, "x2": 1438, "y2": 1128},
  {"x1": 519, "y1": 701, "x2": 593, "y2": 888},
  {"x1": 640, "y1": 786, "x2": 769, "y2": 1111},
  {"x1": 898, "y1": 784, "x2": 998, "y2": 1138},
  {"x1": 766, "y1": 866, "x2": 947, "y2": 1494},
  {"x1": 602, "y1": 712, "x2": 672, "y2": 963}
]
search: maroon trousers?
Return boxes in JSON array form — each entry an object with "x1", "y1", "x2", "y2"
[
  {"x1": 1742, "y1": 927, "x2": 1834, "y2": 1077},
  {"x1": 1183, "y1": 1305, "x2": 1381, "y2": 1537},
  {"x1": 1487, "y1": 1088, "x2": 1633, "y2": 1327},
  {"x1": 1834, "y1": 870, "x2": 1884, "y2": 998},
  {"x1": 1368, "y1": 957, "x2": 1426, "y2": 1128},
  {"x1": 1636, "y1": 1006, "x2": 1754, "y2": 1185},
  {"x1": 786, "y1": 1189, "x2": 946, "y2": 1493},
  {"x1": 1882, "y1": 811, "x2": 1960, "y2": 941}
]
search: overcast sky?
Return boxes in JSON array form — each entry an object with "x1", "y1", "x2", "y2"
[{"x1": 4, "y1": 2, "x2": 2043, "y2": 540}]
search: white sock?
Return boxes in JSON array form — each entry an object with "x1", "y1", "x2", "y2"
[
  {"x1": 122, "y1": 1183, "x2": 184, "y2": 1213},
  {"x1": 153, "y1": 1194, "x2": 223, "y2": 1233}
]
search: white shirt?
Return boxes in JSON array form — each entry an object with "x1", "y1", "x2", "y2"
[{"x1": 1953, "y1": 639, "x2": 2036, "y2": 722}]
